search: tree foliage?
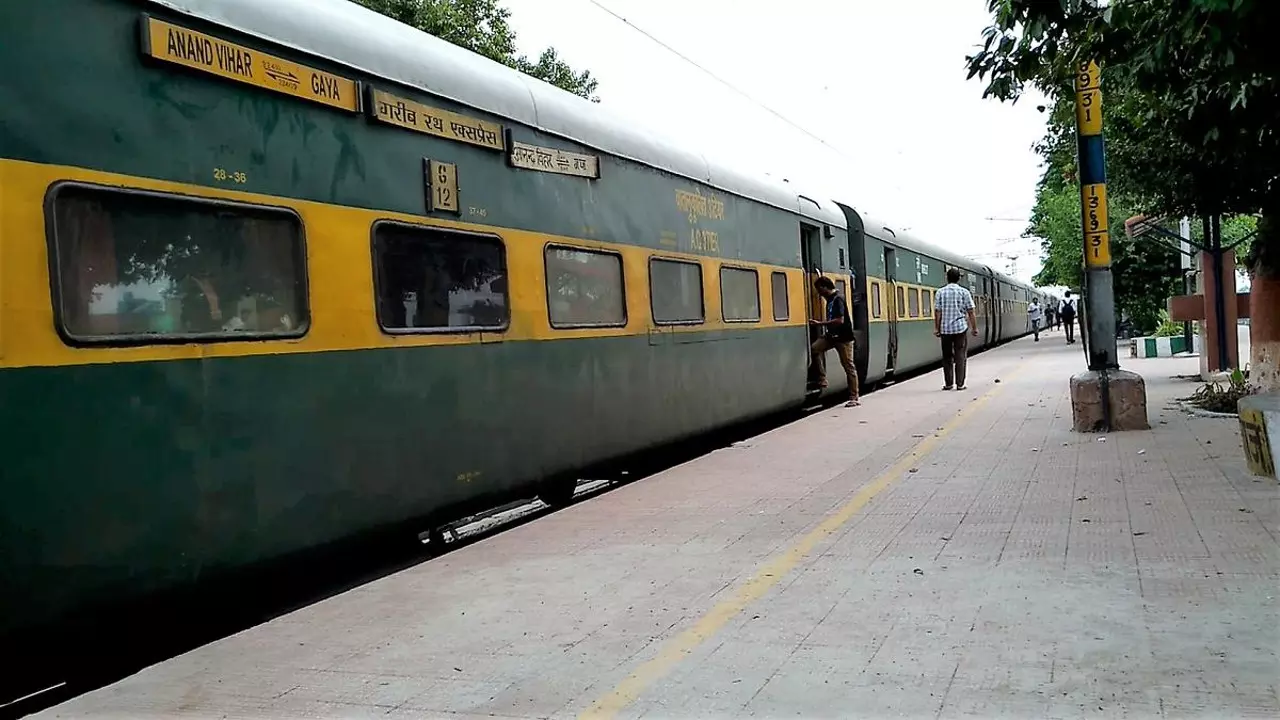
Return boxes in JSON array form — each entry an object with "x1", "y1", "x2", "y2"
[
  {"x1": 1029, "y1": 181, "x2": 1180, "y2": 335},
  {"x1": 1026, "y1": 82, "x2": 1258, "y2": 334},
  {"x1": 352, "y1": 0, "x2": 600, "y2": 101},
  {"x1": 965, "y1": 0, "x2": 1279, "y2": 279}
]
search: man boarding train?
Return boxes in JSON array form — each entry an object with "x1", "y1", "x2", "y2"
[{"x1": 809, "y1": 276, "x2": 860, "y2": 408}]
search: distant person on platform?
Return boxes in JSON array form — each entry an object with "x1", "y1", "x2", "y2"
[
  {"x1": 1060, "y1": 291, "x2": 1078, "y2": 344},
  {"x1": 1045, "y1": 302, "x2": 1057, "y2": 331},
  {"x1": 934, "y1": 268, "x2": 978, "y2": 391},
  {"x1": 809, "y1": 276, "x2": 860, "y2": 407},
  {"x1": 1028, "y1": 297, "x2": 1044, "y2": 341}
]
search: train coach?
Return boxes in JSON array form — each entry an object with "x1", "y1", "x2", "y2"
[
  {"x1": 847, "y1": 215, "x2": 1040, "y2": 384},
  {"x1": 0, "y1": 0, "x2": 1040, "y2": 654}
]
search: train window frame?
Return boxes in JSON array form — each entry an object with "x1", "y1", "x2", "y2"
[
  {"x1": 896, "y1": 285, "x2": 906, "y2": 317},
  {"x1": 648, "y1": 256, "x2": 705, "y2": 326},
  {"x1": 44, "y1": 181, "x2": 311, "y2": 347},
  {"x1": 720, "y1": 265, "x2": 761, "y2": 323},
  {"x1": 543, "y1": 243, "x2": 628, "y2": 329},
  {"x1": 370, "y1": 219, "x2": 511, "y2": 336},
  {"x1": 871, "y1": 281, "x2": 882, "y2": 319},
  {"x1": 770, "y1": 271, "x2": 790, "y2": 322},
  {"x1": 922, "y1": 289, "x2": 932, "y2": 316},
  {"x1": 908, "y1": 287, "x2": 921, "y2": 318}
]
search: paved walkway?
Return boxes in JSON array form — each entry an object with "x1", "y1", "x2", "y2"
[{"x1": 35, "y1": 333, "x2": 1279, "y2": 719}]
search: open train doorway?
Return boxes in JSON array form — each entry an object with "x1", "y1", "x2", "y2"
[
  {"x1": 981, "y1": 274, "x2": 995, "y2": 347},
  {"x1": 884, "y1": 246, "x2": 899, "y2": 372},
  {"x1": 988, "y1": 275, "x2": 998, "y2": 340},
  {"x1": 800, "y1": 223, "x2": 824, "y2": 392}
]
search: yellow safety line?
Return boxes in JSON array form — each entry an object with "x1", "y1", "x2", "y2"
[{"x1": 578, "y1": 371, "x2": 1019, "y2": 719}]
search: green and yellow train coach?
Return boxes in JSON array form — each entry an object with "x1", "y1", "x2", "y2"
[
  {"x1": 0, "y1": 0, "x2": 853, "y2": 646},
  {"x1": 0, "y1": 0, "x2": 1039, "y2": 652},
  {"x1": 850, "y1": 216, "x2": 1043, "y2": 381}
]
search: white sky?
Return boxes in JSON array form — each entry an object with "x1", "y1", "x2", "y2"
[{"x1": 506, "y1": 0, "x2": 1051, "y2": 283}]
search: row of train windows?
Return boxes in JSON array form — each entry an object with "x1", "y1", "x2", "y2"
[
  {"x1": 47, "y1": 185, "x2": 791, "y2": 343},
  {"x1": 867, "y1": 282, "x2": 933, "y2": 320}
]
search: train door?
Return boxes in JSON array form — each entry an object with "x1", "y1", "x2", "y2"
[
  {"x1": 884, "y1": 246, "x2": 899, "y2": 372},
  {"x1": 981, "y1": 275, "x2": 994, "y2": 346},
  {"x1": 801, "y1": 224, "x2": 825, "y2": 324},
  {"x1": 994, "y1": 280, "x2": 1003, "y2": 342},
  {"x1": 801, "y1": 223, "x2": 824, "y2": 390},
  {"x1": 846, "y1": 234, "x2": 870, "y2": 383}
]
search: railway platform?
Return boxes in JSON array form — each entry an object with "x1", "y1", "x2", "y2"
[{"x1": 32, "y1": 334, "x2": 1279, "y2": 719}]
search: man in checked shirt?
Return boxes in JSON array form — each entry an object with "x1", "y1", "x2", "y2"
[{"x1": 933, "y1": 268, "x2": 979, "y2": 391}]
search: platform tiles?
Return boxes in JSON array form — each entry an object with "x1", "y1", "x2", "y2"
[{"x1": 34, "y1": 340, "x2": 1279, "y2": 720}]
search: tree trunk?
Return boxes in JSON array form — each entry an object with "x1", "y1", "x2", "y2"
[{"x1": 1250, "y1": 209, "x2": 1280, "y2": 392}]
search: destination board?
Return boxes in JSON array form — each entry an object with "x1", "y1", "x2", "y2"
[
  {"x1": 508, "y1": 141, "x2": 600, "y2": 179},
  {"x1": 368, "y1": 89, "x2": 505, "y2": 151},
  {"x1": 141, "y1": 16, "x2": 360, "y2": 112}
]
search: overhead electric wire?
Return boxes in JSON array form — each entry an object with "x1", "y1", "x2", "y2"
[{"x1": 585, "y1": 0, "x2": 854, "y2": 161}]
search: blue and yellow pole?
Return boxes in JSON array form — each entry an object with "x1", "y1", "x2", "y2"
[{"x1": 1074, "y1": 60, "x2": 1119, "y2": 371}]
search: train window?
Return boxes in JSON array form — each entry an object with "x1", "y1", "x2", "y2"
[
  {"x1": 908, "y1": 288, "x2": 921, "y2": 318},
  {"x1": 720, "y1": 266, "x2": 761, "y2": 322},
  {"x1": 922, "y1": 290, "x2": 932, "y2": 316},
  {"x1": 545, "y1": 245, "x2": 626, "y2": 328},
  {"x1": 871, "y1": 282, "x2": 882, "y2": 318},
  {"x1": 48, "y1": 183, "x2": 307, "y2": 343},
  {"x1": 770, "y1": 271, "x2": 789, "y2": 321},
  {"x1": 650, "y1": 258, "x2": 704, "y2": 324},
  {"x1": 373, "y1": 221, "x2": 508, "y2": 333},
  {"x1": 896, "y1": 285, "x2": 906, "y2": 317}
]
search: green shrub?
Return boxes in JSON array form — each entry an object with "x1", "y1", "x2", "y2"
[
  {"x1": 1188, "y1": 368, "x2": 1257, "y2": 414},
  {"x1": 1153, "y1": 310, "x2": 1183, "y2": 337}
]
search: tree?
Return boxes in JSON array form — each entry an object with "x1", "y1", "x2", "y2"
[
  {"x1": 1027, "y1": 89, "x2": 1179, "y2": 335},
  {"x1": 514, "y1": 47, "x2": 599, "y2": 101},
  {"x1": 1030, "y1": 182, "x2": 1180, "y2": 335},
  {"x1": 1027, "y1": 86, "x2": 1255, "y2": 334},
  {"x1": 352, "y1": 0, "x2": 599, "y2": 101},
  {"x1": 966, "y1": 0, "x2": 1280, "y2": 389}
]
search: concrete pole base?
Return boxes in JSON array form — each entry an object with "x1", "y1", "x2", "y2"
[{"x1": 1069, "y1": 369, "x2": 1150, "y2": 432}]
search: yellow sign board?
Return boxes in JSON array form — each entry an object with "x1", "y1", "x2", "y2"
[
  {"x1": 1075, "y1": 61, "x2": 1101, "y2": 92},
  {"x1": 1074, "y1": 61, "x2": 1103, "y2": 135},
  {"x1": 426, "y1": 159, "x2": 459, "y2": 214},
  {"x1": 369, "y1": 89, "x2": 505, "y2": 151},
  {"x1": 141, "y1": 16, "x2": 360, "y2": 112},
  {"x1": 1075, "y1": 88, "x2": 1103, "y2": 135},
  {"x1": 1085, "y1": 230, "x2": 1112, "y2": 266},
  {"x1": 1240, "y1": 408, "x2": 1276, "y2": 478},
  {"x1": 1082, "y1": 183, "x2": 1109, "y2": 233}
]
